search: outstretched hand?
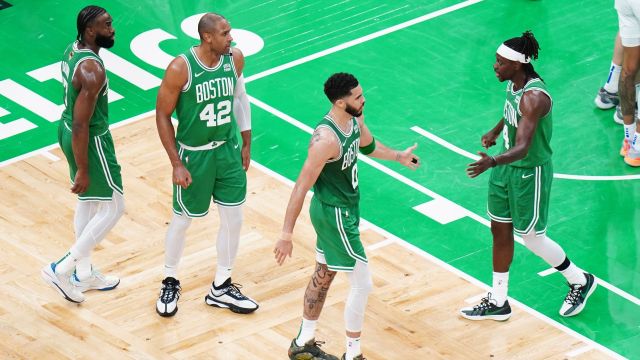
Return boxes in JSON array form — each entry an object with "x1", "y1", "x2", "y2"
[
  {"x1": 466, "y1": 151, "x2": 495, "y2": 178},
  {"x1": 397, "y1": 143, "x2": 420, "y2": 170}
]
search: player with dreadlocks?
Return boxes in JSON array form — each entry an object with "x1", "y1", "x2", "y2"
[
  {"x1": 41, "y1": 5, "x2": 123, "y2": 304},
  {"x1": 459, "y1": 31, "x2": 597, "y2": 320}
]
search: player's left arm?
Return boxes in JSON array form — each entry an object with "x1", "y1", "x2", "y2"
[
  {"x1": 232, "y1": 47, "x2": 251, "y2": 171},
  {"x1": 357, "y1": 115, "x2": 420, "y2": 170},
  {"x1": 466, "y1": 90, "x2": 548, "y2": 178}
]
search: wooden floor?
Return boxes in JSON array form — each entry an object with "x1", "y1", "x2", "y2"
[{"x1": 0, "y1": 117, "x2": 614, "y2": 359}]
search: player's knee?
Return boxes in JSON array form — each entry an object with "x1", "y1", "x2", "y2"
[
  {"x1": 349, "y1": 262, "x2": 373, "y2": 294},
  {"x1": 110, "y1": 192, "x2": 125, "y2": 219},
  {"x1": 521, "y1": 231, "x2": 543, "y2": 252}
]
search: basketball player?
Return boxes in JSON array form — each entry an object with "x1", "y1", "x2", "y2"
[
  {"x1": 615, "y1": 0, "x2": 640, "y2": 166},
  {"x1": 41, "y1": 5, "x2": 123, "y2": 303},
  {"x1": 274, "y1": 73, "x2": 420, "y2": 360},
  {"x1": 154, "y1": 13, "x2": 257, "y2": 317},
  {"x1": 460, "y1": 31, "x2": 597, "y2": 321}
]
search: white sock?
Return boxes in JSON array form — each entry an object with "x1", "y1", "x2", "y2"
[
  {"x1": 55, "y1": 251, "x2": 80, "y2": 274},
  {"x1": 345, "y1": 336, "x2": 361, "y2": 360},
  {"x1": 604, "y1": 62, "x2": 622, "y2": 93},
  {"x1": 492, "y1": 271, "x2": 509, "y2": 306},
  {"x1": 164, "y1": 213, "x2": 192, "y2": 279},
  {"x1": 632, "y1": 132, "x2": 640, "y2": 151},
  {"x1": 75, "y1": 256, "x2": 92, "y2": 281},
  {"x1": 560, "y1": 262, "x2": 586, "y2": 286},
  {"x1": 295, "y1": 318, "x2": 317, "y2": 346},
  {"x1": 624, "y1": 123, "x2": 635, "y2": 142},
  {"x1": 214, "y1": 266, "x2": 232, "y2": 288}
]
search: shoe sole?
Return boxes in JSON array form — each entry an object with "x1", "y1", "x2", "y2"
[
  {"x1": 41, "y1": 267, "x2": 84, "y2": 303},
  {"x1": 595, "y1": 97, "x2": 616, "y2": 110},
  {"x1": 75, "y1": 279, "x2": 121, "y2": 293},
  {"x1": 204, "y1": 294, "x2": 259, "y2": 314},
  {"x1": 624, "y1": 157, "x2": 640, "y2": 166},
  {"x1": 560, "y1": 279, "x2": 598, "y2": 317},
  {"x1": 613, "y1": 112, "x2": 624, "y2": 125},
  {"x1": 459, "y1": 312, "x2": 511, "y2": 321}
]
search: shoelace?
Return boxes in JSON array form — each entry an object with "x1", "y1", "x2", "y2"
[
  {"x1": 224, "y1": 283, "x2": 246, "y2": 299},
  {"x1": 564, "y1": 284, "x2": 582, "y2": 305},
  {"x1": 473, "y1": 293, "x2": 497, "y2": 311},
  {"x1": 161, "y1": 281, "x2": 180, "y2": 303}
]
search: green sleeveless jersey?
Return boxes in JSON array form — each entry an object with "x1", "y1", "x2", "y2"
[
  {"x1": 501, "y1": 78, "x2": 553, "y2": 168},
  {"x1": 313, "y1": 115, "x2": 360, "y2": 208},
  {"x1": 60, "y1": 41, "x2": 109, "y2": 136},
  {"x1": 175, "y1": 48, "x2": 238, "y2": 146}
]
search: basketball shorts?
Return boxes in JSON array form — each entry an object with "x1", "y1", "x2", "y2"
[
  {"x1": 309, "y1": 196, "x2": 367, "y2": 272},
  {"x1": 173, "y1": 137, "x2": 246, "y2": 218},
  {"x1": 58, "y1": 123, "x2": 123, "y2": 201},
  {"x1": 487, "y1": 162, "x2": 553, "y2": 236}
]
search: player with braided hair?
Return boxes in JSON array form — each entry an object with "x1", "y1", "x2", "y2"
[
  {"x1": 460, "y1": 31, "x2": 597, "y2": 321},
  {"x1": 41, "y1": 5, "x2": 123, "y2": 303}
]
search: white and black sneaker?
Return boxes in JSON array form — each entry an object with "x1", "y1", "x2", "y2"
[
  {"x1": 156, "y1": 277, "x2": 181, "y2": 317},
  {"x1": 204, "y1": 278, "x2": 259, "y2": 314}
]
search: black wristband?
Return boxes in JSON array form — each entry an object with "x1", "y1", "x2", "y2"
[{"x1": 490, "y1": 156, "x2": 497, "y2": 167}]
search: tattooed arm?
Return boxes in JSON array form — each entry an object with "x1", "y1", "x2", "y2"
[{"x1": 274, "y1": 127, "x2": 340, "y2": 265}]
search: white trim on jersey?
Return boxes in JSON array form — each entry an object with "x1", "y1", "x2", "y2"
[
  {"x1": 94, "y1": 135, "x2": 123, "y2": 195},
  {"x1": 179, "y1": 54, "x2": 192, "y2": 92},
  {"x1": 190, "y1": 47, "x2": 224, "y2": 71},
  {"x1": 324, "y1": 114, "x2": 354, "y2": 137}
]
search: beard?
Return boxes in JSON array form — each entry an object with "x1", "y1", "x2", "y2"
[
  {"x1": 96, "y1": 33, "x2": 115, "y2": 49},
  {"x1": 345, "y1": 103, "x2": 363, "y2": 117}
]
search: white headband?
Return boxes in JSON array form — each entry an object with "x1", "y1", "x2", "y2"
[{"x1": 497, "y1": 43, "x2": 530, "y2": 63}]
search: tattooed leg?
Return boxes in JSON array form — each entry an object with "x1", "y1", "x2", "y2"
[
  {"x1": 619, "y1": 46, "x2": 640, "y2": 125},
  {"x1": 302, "y1": 262, "x2": 337, "y2": 320}
]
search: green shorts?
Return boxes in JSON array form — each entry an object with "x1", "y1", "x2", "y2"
[
  {"x1": 309, "y1": 196, "x2": 367, "y2": 272},
  {"x1": 173, "y1": 137, "x2": 246, "y2": 218},
  {"x1": 487, "y1": 162, "x2": 553, "y2": 235},
  {"x1": 58, "y1": 123, "x2": 123, "y2": 201}
]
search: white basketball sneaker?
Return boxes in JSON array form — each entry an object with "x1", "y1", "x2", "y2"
[
  {"x1": 41, "y1": 263, "x2": 85, "y2": 303},
  {"x1": 205, "y1": 278, "x2": 259, "y2": 314},
  {"x1": 71, "y1": 269, "x2": 120, "y2": 292}
]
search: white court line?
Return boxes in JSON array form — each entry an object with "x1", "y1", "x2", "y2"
[
  {"x1": 537, "y1": 268, "x2": 557, "y2": 277},
  {"x1": 250, "y1": 160, "x2": 624, "y2": 360},
  {"x1": 411, "y1": 125, "x2": 640, "y2": 181},
  {"x1": 366, "y1": 238, "x2": 396, "y2": 251},
  {"x1": 249, "y1": 95, "x2": 640, "y2": 310},
  {"x1": 245, "y1": 0, "x2": 483, "y2": 83},
  {"x1": 39, "y1": 150, "x2": 59, "y2": 161},
  {"x1": 566, "y1": 345, "x2": 595, "y2": 358}
]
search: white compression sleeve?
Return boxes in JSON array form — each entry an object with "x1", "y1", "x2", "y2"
[
  {"x1": 521, "y1": 230, "x2": 566, "y2": 267},
  {"x1": 70, "y1": 191, "x2": 125, "y2": 258},
  {"x1": 216, "y1": 203, "x2": 243, "y2": 269},
  {"x1": 233, "y1": 75, "x2": 251, "y2": 132},
  {"x1": 164, "y1": 213, "x2": 192, "y2": 278},
  {"x1": 345, "y1": 261, "x2": 373, "y2": 332}
]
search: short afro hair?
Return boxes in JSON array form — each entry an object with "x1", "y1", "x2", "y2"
[{"x1": 324, "y1": 72, "x2": 359, "y2": 103}]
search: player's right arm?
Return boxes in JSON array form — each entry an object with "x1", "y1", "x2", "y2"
[
  {"x1": 70, "y1": 59, "x2": 106, "y2": 194},
  {"x1": 273, "y1": 127, "x2": 340, "y2": 265},
  {"x1": 156, "y1": 56, "x2": 191, "y2": 189},
  {"x1": 481, "y1": 118, "x2": 504, "y2": 149}
]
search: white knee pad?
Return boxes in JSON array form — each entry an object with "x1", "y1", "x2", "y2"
[
  {"x1": 521, "y1": 230, "x2": 565, "y2": 267},
  {"x1": 345, "y1": 261, "x2": 373, "y2": 332},
  {"x1": 216, "y1": 204, "x2": 243, "y2": 268}
]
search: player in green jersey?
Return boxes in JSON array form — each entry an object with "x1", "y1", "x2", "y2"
[
  {"x1": 155, "y1": 13, "x2": 257, "y2": 317},
  {"x1": 460, "y1": 31, "x2": 596, "y2": 321},
  {"x1": 274, "y1": 73, "x2": 420, "y2": 360},
  {"x1": 41, "y1": 6, "x2": 123, "y2": 304}
]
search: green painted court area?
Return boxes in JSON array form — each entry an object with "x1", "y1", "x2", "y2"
[{"x1": 0, "y1": 0, "x2": 638, "y2": 358}]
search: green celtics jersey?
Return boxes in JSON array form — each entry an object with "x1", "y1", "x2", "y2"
[
  {"x1": 60, "y1": 41, "x2": 109, "y2": 136},
  {"x1": 500, "y1": 77, "x2": 553, "y2": 168},
  {"x1": 175, "y1": 47, "x2": 238, "y2": 146},
  {"x1": 313, "y1": 115, "x2": 360, "y2": 208}
]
